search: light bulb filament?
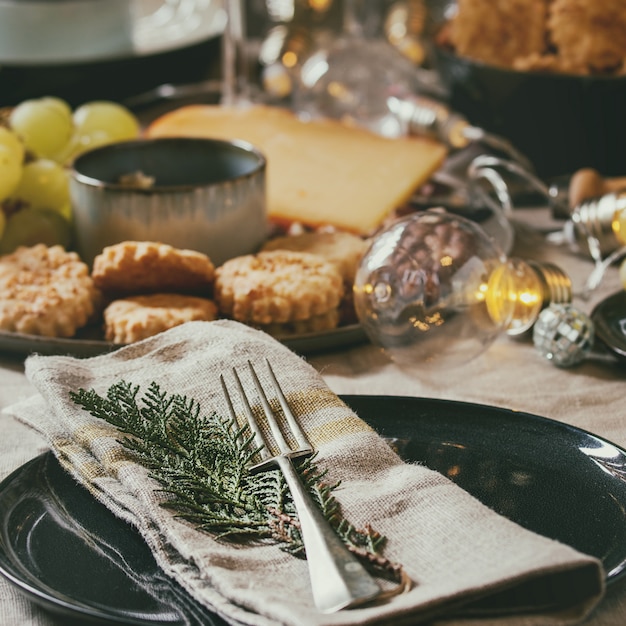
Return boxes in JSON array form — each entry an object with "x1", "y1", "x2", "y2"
[
  {"x1": 518, "y1": 290, "x2": 541, "y2": 306},
  {"x1": 409, "y1": 311, "x2": 443, "y2": 332},
  {"x1": 612, "y1": 206, "x2": 626, "y2": 245}
]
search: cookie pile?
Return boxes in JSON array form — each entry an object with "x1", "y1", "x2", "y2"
[
  {"x1": 97, "y1": 237, "x2": 357, "y2": 343},
  {"x1": 91, "y1": 242, "x2": 218, "y2": 344},
  {"x1": 0, "y1": 231, "x2": 370, "y2": 345},
  {"x1": 440, "y1": 0, "x2": 626, "y2": 75}
]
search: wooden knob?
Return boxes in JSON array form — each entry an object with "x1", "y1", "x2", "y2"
[
  {"x1": 569, "y1": 168, "x2": 626, "y2": 208},
  {"x1": 568, "y1": 169, "x2": 604, "y2": 208}
]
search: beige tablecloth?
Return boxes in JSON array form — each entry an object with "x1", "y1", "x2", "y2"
[{"x1": 1, "y1": 212, "x2": 625, "y2": 625}]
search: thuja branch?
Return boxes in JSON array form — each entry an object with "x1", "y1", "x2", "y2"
[{"x1": 69, "y1": 381, "x2": 405, "y2": 582}]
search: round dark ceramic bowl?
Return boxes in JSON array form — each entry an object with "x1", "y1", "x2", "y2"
[
  {"x1": 425, "y1": 1, "x2": 626, "y2": 179},
  {"x1": 70, "y1": 137, "x2": 268, "y2": 267}
]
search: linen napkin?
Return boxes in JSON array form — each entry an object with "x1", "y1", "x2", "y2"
[{"x1": 6, "y1": 320, "x2": 604, "y2": 626}]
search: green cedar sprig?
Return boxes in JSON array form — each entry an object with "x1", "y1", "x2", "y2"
[{"x1": 69, "y1": 380, "x2": 394, "y2": 577}]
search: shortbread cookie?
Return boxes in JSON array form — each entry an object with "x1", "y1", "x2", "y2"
[
  {"x1": 92, "y1": 241, "x2": 215, "y2": 296},
  {"x1": 261, "y1": 231, "x2": 369, "y2": 284},
  {"x1": 214, "y1": 250, "x2": 344, "y2": 325},
  {"x1": 103, "y1": 293, "x2": 218, "y2": 344},
  {"x1": 0, "y1": 244, "x2": 99, "y2": 337}
]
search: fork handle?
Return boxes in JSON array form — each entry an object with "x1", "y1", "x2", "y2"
[{"x1": 277, "y1": 456, "x2": 382, "y2": 613}]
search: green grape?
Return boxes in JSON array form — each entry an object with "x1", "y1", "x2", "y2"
[
  {"x1": 73, "y1": 100, "x2": 140, "y2": 143},
  {"x1": 0, "y1": 126, "x2": 25, "y2": 164},
  {"x1": 40, "y1": 96, "x2": 72, "y2": 120},
  {"x1": 57, "y1": 128, "x2": 114, "y2": 164},
  {"x1": 53, "y1": 133, "x2": 82, "y2": 166},
  {"x1": 0, "y1": 145, "x2": 22, "y2": 203},
  {"x1": 0, "y1": 208, "x2": 72, "y2": 254},
  {"x1": 9, "y1": 158, "x2": 70, "y2": 213},
  {"x1": 9, "y1": 97, "x2": 74, "y2": 160}
]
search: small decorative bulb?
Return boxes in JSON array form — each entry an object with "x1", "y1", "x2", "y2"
[{"x1": 533, "y1": 304, "x2": 594, "y2": 367}]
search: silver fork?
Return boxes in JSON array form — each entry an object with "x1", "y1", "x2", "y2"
[{"x1": 220, "y1": 359, "x2": 382, "y2": 613}]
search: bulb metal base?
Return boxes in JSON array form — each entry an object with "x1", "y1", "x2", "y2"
[{"x1": 571, "y1": 190, "x2": 626, "y2": 257}]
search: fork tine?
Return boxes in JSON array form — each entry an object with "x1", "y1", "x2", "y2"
[
  {"x1": 221, "y1": 371, "x2": 271, "y2": 463},
  {"x1": 262, "y1": 359, "x2": 313, "y2": 454},
  {"x1": 220, "y1": 373, "x2": 238, "y2": 425},
  {"x1": 246, "y1": 360, "x2": 293, "y2": 455}
]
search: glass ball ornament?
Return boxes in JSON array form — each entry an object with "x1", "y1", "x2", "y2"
[
  {"x1": 353, "y1": 210, "x2": 573, "y2": 378},
  {"x1": 353, "y1": 210, "x2": 510, "y2": 377},
  {"x1": 532, "y1": 304, "x2": 595, "y2": 368}
]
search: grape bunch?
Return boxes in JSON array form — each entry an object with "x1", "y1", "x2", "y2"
[{"x1": 0, "y1": 96, "x2": 140, "y2": 255}]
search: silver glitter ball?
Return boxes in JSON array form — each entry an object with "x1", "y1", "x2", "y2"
[{"x1": 532, "y1": 304, "x2": 594, "y2": 367}]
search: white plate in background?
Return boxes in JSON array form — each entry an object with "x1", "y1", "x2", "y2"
[{"x1": 0, "y1": 0, "x2": 225, "y2": 65}]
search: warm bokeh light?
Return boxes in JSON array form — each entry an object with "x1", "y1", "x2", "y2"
[
  {"x1": 486, "y1": 259, "x2": 544, "y2": 335},
  {"x1": 282, "y1": 50, "x2": 298, "y2": 69},
  {"x1": 612, "y1": 207, "x2": 626, "y2": 245},
  {"x1": 485, "y1": 259, "x2": 572, "y2": 336},
  {"x1": 307, "y1": 0, "x2": 332, "y2": 12}
]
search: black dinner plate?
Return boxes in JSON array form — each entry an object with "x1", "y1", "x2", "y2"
[{"x1": 2, "y1": 395, "x2": 626, "y2": 625}]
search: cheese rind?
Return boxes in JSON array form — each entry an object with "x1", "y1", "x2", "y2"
[{"x1": 147, "y1": 105, "x2": 447, "y2": 235}]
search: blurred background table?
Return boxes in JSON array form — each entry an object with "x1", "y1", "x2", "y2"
[{"x1": 1, "y1": 1, "x2": 626, "y2": 623}]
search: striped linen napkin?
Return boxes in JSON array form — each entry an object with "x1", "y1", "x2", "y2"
[{"x1": 5, "y1": 320, "x2": 604, "y2": 626}]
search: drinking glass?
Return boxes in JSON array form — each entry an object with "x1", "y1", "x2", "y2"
[
  {"x1": 221, "y1": 0, "x2": 248, "y2": 105},
  {"x1": 293, "y1": 0, "x2": 442, "y2": 136}
]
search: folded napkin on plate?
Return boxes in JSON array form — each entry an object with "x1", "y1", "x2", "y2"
[{"x1": 6, "y1": 320, "x2": 604, "y2": 626}]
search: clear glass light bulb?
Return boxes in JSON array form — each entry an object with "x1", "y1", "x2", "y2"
[
  {"x1": 295, "y1": 36, "x2": 426, "y2": 138},
  {"x1": 353, "y1": 211, "x2": 572, "y2": 377}
]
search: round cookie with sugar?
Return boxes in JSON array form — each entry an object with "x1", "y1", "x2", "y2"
[
  {"x1": 0, "y1": 244, "x2": 99, "y2": 337},
  {"x1": 214, "y1": 250, "x2": 344, "y2": 326}
]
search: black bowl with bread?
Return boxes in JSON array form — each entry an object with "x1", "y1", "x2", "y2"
[{"x1": 424, "y1": 0, "x2": 626, "y2": 179}]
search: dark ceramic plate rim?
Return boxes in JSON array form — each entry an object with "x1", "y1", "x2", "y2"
[
  {"x1": 2, "y1": 394, "x2": 626, "y2": 625},
  {"x1": 591, "y1": 290, "x2": 626, "y2": 361},
  {"x1": 0, "y1": 324, "x2": 368, "y2": 359}
]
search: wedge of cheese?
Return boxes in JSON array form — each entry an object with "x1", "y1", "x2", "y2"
[{"x1": 147, "y1": 105, "x2": 447, "y2": 235}]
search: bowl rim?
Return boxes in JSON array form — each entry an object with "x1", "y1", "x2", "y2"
[{"x1": 70, "y1": 136, "x2": 267, "y2": 193}]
